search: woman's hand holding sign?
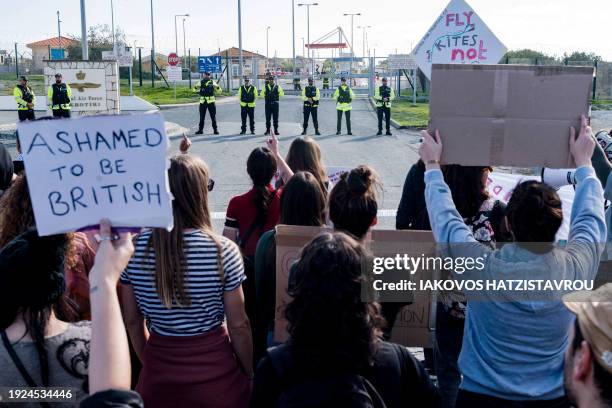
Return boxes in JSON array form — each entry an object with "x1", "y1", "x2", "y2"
[{"x1": 419, "y1": 129, "x2": 443, "y2": 170}]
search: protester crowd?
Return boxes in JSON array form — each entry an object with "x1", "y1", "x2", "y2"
[{"x1": 0, "y1": 116, "x2": 611, "y2": 408}]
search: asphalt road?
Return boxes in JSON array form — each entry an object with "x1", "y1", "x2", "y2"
[{"x1": 161, "y1": 95, "x2": 422, "y2": 231}]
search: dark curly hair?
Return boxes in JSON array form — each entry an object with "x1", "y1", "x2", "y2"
[
  {"x1": 442, "y1": 165, "x2": 492, "y2": 219},
  {"x1": 328, "y1": 165, "x2": 380, "y2": 239},
  {"x1": 506, "y1": 180, "x2": 562, "y2": 248},
  {"x1": 285, "y1": 232, "x2": 385, "y2": 373},
  {"x1": 0, "y1": 229, "x2": 69, "y2": 387}
]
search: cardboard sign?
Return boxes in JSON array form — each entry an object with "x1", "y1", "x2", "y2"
[
  {"x1": 429, "y1": 64, "x2": 594, "y2": 168},
  {"x1": 18, "y1": 113, "x2": 173, "y2": 236},
  {"x1": 274, "y1": 225, "x2": 331, "y2": 343},
  {"x1": 370, "y1": 230, "x2": 437, "y2": 348},
  {"x1": 412, "y1": 0, "x2": 507, "y2": 79}
]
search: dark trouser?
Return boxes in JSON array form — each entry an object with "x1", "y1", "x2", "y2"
[
  {"x1": 265, "y1": 102, "x2": 279, "y2": 132},
  {"x1": 377, "y1": 106, "x2": 391, "y2": 132},
  {"x1": 456, "y1": 390, "x2": 571, "y2": 408},
  {"x1": 198, "y1": 102, "x2": 217, "y2": 132},
  {"x1": 52, "y1": 109, "x2": 71, "y2": 118},
  {"x1": 434, "y1": 303, "x2": 464, "y2": 408},
  {"x1": 336, "y1": 109, "x2": 351, "y2": 133},
  {"x1": 323, "y1": 82, "x2": 329, "y2": 89},
  {"x1": 17, "y1": 109, "x2": 35, "y2": 121},
  {"x1": 240, "y1": 106, "x2": 255, "y2": 132},
  {"x1": 303, "y1": 105, "x2": 319, "y2": 131}
]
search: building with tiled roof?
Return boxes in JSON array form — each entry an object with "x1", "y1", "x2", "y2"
[{"x1": 27, "y1": 36, "x2": 80, "y2": 72}]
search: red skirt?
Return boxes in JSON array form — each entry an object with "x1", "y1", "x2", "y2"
[{"x1": 136, "y1": 325, "x2": 251, "y2": 408}]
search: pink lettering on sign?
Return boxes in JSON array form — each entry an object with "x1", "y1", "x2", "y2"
[
  {"x1": 493, "y1": 185, "x2": 503, "y2": 195},
  {"x1": 466, "y1": 48, "x2": 478, "y2": 60},
  {"x1": 445, "y1": 13, "x2": 455, "y2": 26},
  {"x1": 451, "y1": 49, "x2": 465, "y2": 61},
  {"x1": 446, "y1": 11, "x2": 474, "y2": 26},
  {"x1": 478, "y1": 40, "x2": 488, "y2": 60},
  {"x1": 463, "y1": 11, "x2": 474, "y2": 25}
]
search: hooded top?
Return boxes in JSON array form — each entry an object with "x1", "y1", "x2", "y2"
[{"x1": 424, "y1": 165, "x2": 606, "y2": 400}]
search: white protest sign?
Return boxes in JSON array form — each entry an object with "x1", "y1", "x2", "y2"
[
  {"x1": 487, "y1": 172, "x2": 575, "y2": 242},
  {"x1": 412, "y1": 0, "x2": 507, "y2": 79},
  {"x1": 18, "y1": 113, "x2": 173, "y2": 236},
  {"x1": 327, "y1": 166, "x2": 352, "y2": 186}
]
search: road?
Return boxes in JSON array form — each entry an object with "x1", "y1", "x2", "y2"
[{"x1": 161, "y1": 95, "x2": 422, "y2": 231}]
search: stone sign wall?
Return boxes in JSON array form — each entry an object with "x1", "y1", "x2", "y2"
[{"x1": 43, "y1": 60, "x2": 119, "y2": 115}]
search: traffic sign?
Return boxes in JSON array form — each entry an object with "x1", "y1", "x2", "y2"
[
  {"x1": 387, "y1": 54, "x2": 416, "y2": 70},
  {"x1": 167, "y1": 66, "x2": 182, "y2": 82},
  {"x1": 198, "y1": 56, "x2": 222, "y2": 73},
  {"x1": 168, "y1": 53, "x2": 180, "y2": 67}
]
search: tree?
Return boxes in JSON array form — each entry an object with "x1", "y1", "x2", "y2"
[
  {"x1": 67, "y1": 24, "x2": 127, "y2": 60},
  {"x1": 503, "y1": 49, "x2": 559, "y2": 63},
  {"x1": 563, "y1": 51, "x2": 602, "y2": 64}
]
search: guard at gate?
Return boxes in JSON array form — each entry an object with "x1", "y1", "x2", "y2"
[
  {"x1": 14, "y1": 76, "x2": 36, "y2": 121},
  {"x1": 333, "y1": 77, "x2": 355, "y2": 135},
  {"x1": 195, "y1": 71, "x2": 221, "y2": 135},
  {"x1": 374, "y1": 77, "x2": 396, "y2": 135},
  {"x1": 301, "y1": 77, "x2": 321, "y2": 135},
  {"x1": 261, "y1": 76, "x2": 285, "y2": 135},
  {"x1": 47, "y1": 73, "x2": 72, "y2": 118},
  {"x1": 238, "y1": 77, "x2": 258, "y2": 135}
]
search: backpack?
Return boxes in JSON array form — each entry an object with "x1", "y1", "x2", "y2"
[{"x1": 267, "y1": 345, "x2": 387, "y2": 408}]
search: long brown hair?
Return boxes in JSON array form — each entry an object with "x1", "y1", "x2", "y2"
[
  {"x1": 280, "y1": 171, "x2": 326, "y2": 226},
  {"x1": 148, "y1": 154, "x2": 225, "y2": 308},
  {"x1": 285, "y1": 137, "x2": 328, "y2": 195}
]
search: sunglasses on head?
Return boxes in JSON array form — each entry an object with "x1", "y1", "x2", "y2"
[{"x1": 208, "y1": 178, "x2": 215, "y2": 192}]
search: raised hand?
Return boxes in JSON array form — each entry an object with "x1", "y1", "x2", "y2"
[{"x1": 570, "y1": 115, "x2": 595, "y2": 168}]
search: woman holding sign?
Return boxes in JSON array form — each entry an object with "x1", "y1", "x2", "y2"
[{"x1": 120, "y1": 155, "x2": 252, "y2": 408}]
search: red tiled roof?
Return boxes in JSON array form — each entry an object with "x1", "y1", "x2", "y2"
[
  {"x1": 27, "y1": 36, "x2": 80, "y2": 48},
  {"x1": 212, "y1": 47, "x2": 266, "y2": 59}
]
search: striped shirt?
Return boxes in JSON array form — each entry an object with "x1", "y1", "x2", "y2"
[{"x1": 120, "y1": 229, "x2": 245, "y2": 336}]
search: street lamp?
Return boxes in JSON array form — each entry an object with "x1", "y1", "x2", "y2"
[
  {"x1": 110, "y1": 0, "x2": 117, "y2": 53},
  {"x1": 343, "y1": 12, "x2": 361, "y2": 78},
  {"x1": 301, "y1": 37, "x2": 305, "y2": 57},
  {"x1": 266, "y1": 26, "x2": 271, "y2": 69},
  {"x1": 238, "y1": 0, "x2": 243, "y2": 85},
  {"x1": 150, "y1": 0, "x2": 155, "y2": 87},
  {"x1": 298, "y1": 2, "x2": 318, "y2": 76},
  {"x1": 56, "y1": 11, "x2": 62, "y2": 58},
  {"x1": 174, "y1": 13, "x2": 189, "y2": 54},
  {"x1": 80, "y1": 0, "x2": 88, "y2": 60},
  {"x1": 182, "y1": 17, "x2": 188, "y2": 66},
  {"x1": 357, "y1": 25, "x2": 371, "y2": 60}
]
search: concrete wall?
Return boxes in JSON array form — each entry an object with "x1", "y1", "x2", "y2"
[{"x1": 43, "y1": 60, "x2": 119, "y2": 115}]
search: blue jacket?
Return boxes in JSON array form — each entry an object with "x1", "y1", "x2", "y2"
[{"x1": 424, "y1": 166, "x2": 606, "y2": 400}]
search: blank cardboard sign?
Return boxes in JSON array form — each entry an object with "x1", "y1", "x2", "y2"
[
  {"x1": 370, "y1": 230, "x2": 437, "y2": 348},
  {"x1": 429, "y1": 64, "x2": 594, "y2": 168}
]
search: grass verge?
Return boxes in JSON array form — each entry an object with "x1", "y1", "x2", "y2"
[{"x1": 391, "y1": 100, "x2": 429, "y2": 128}]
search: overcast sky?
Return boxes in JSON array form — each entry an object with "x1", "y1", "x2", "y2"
[{"x1": 1, "y1": 0, "x2": 610, "y2": 60}]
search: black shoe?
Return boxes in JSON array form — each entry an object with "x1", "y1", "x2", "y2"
[
  {"x1": 251, "y1": 130, "x2": 255, "y2": 135},
  {"x1": 315, "y1": 130, "x2": 321, "y2": 136},
  {"x1": 347, "y1": 132, "x2": 353, "y2": 135},
  {"x1": 377, "y1": 131, "x2": 382, "y2": 135},
  {"x1": 336, "y1": 131, "x2": 341, "y2": 135},
  {"x1": 301, "y1": 129, "x2": 307, "y2": 135},
  {"x1": 386, "y1": 131, "x2": 393, "y2": 136},
  {"x1": 195, "y1": 130, "x2": 203, "y2": 135},
  {"x1": 214, "y1": 130, "x2": 219, "y2": 135},
  {"x1": 275, "y1": 130, "x2": 280, "y2": 136},
  {"x1": 240, "y1": 130, "x2": 246, "y2": 135},
  {"x1": 265, "y1": 130, "x2": 271, "y2": 136}
]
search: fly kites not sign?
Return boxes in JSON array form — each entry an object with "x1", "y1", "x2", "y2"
[{"x1": 412, "y1": 0, "x2": 507, "y2": 79}]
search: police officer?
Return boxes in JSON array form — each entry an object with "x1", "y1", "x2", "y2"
[
  {"x1": 13, "y1": 76, "x2": 35, "y2": 121},
  {"x1": 375, "y1": 77, "x2": 396, "y2": 136},
  {"x1": 301, "y1": 77, "x2": 321, "y2": 135},
  {"x1": 47, "y1": 73, "x2": 72, "y2": 118},
  {"x1": 333, "y1": 77, "x2": 355, "y2": 135},
  {"x1": 195, "y1": 71, "x2": 221, "y2": 135},
  {"x1": 237, "y1": 77, "x2": 258, "y2": 135},
  {"x1": 261, "y1": 75, "x2": 284, "y2": 135}
]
